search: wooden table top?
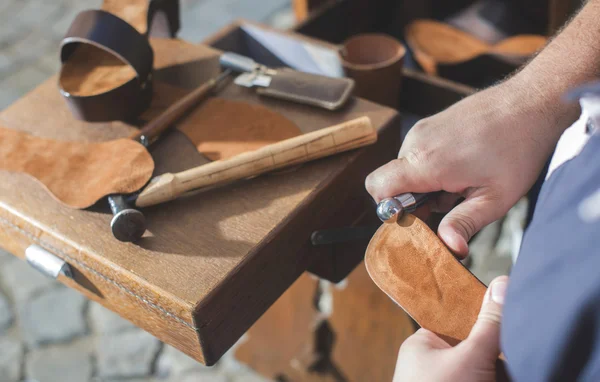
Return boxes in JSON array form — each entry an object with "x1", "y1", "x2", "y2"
[{"x1": 0, "y1": 38, "x2": 399, "y2": 364}]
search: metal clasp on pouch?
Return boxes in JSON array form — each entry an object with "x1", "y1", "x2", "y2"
[{"x1": 25, "y1": 245, "x2": 73, "y2": 279}]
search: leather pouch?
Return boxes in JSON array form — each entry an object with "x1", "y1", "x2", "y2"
[
  {"x1": 365, "y1": 214, "x2": 486, "y2": 345},
  {"x1": 0, "y1": 126, "x2": 154, "y2": 209},
  {"x1": 222, "y1": 53, "x2": 354, "y2": 110}
]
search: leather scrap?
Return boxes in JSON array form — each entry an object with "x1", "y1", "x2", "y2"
[
  {"x1": 365, "y1": 214, "x2": 486, "y2": 345},
  {"x1": 177, "y1": 98, "x2": 302, "y2": 161},
  {"x1": 0, "y1": 126, "x2": 154, "y2": 209}
]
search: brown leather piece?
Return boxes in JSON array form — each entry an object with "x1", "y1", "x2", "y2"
[
  {"x1": 340, "y1": 33, "x2": 405, "y2": 108},
  {"x1": 0, "y1": 126, "x2": 154, "y2": 209},
  {"x1": 365, "y1": 214, "x2": 486, "y2": 345},
  {"x1": 176, "y1": 98, "x2": 302, "y2": 161},
  {"x1": 405, "y1": 19, "x2": 547, "y2": 87}
]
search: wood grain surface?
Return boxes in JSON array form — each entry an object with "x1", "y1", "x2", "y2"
[
  {"x1": 235, "y1": 273, "x2": 321, "y2": 378},
  {"x1": 0, "y1": 37, "x2": 399, "y2": 364}
]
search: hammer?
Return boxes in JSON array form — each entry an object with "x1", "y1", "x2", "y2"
[
  {"x1": 131, "y1": 116, "x2": 377, "y2": 208},
  {"x1": 109, "y1": 70, "x2": 232, "y2": 242}
]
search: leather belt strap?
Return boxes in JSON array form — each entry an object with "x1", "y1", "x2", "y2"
[{"x1": 59, "y1": 10, "x2": 154, "y2": 122}]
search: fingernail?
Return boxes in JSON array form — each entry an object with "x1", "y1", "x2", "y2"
[{"x1": 491, "y1": 280, "x2": 507, "y2": 305}]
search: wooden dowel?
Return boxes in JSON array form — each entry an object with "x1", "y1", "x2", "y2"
[
  {"x1": 135, "y1": 116, "x2": 377, "y2": 207},
  {"x1": 129, "y1": 70, "x2": 231, "y2": 142}
]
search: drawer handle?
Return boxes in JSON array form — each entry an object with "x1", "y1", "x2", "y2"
[{"x1": 25, "y1": 245, "x2": 73, "y2": 279}]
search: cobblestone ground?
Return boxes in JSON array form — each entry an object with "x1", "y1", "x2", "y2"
[{"x1": 0, "y1": 0, "x2": 522, "y2": 380}]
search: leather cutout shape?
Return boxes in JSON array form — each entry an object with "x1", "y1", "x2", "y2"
[
  {"x1": 365, "y1": 214, "x2": 486, "y2": 345},
  {"x1": 0, "y1": 126, "x2": 154, "y2": 209},
  {"x1": 405, "y1": 19, "x2": 546, "y2": 87},
  {"x1": 177, "y1": 98, "x2": 302, "y2": 161}
]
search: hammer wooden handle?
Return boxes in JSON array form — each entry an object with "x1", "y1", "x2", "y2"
[
  {"x1": 135, "y1": 116, "x2": 377, "y2": 207},
  {"x1": 128, "y1": 70, "x2": 231, "y2": 142}
]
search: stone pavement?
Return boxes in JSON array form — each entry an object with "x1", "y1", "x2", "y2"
[
  {"x1": 0, "y1": 242, "x2": 270, "y2": 382},
  {"x1": 0, "y1": 0, "x2": 522, "y2": 380}
]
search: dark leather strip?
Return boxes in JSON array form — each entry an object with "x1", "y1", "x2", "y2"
[{"x1": 59, "y1": 10, "x2": 154, "y2": 122}]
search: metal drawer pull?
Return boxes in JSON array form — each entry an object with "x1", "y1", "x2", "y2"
[{"x1": 25, "y1": 245, "x2": 73, "y2": 279}]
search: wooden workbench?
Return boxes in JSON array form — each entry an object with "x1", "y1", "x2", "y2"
[{"x1": 0, "y1": 36, "x2": 399, "y2": 365}]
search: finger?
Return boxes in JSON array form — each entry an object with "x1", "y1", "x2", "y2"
[
  {"x1": 365, "y1": 156, "x2": 440, "y2": 203},
  {"x1": 437, "y1": 191, "x2": 504, "y2": 257},
  {"x1": 463, "y1": 276, "x2": 508, "y2": 358}
]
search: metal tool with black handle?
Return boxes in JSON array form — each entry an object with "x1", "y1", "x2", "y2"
[
  {"x1": 311, "y1": 192, "x2": 437, "y2": 246},
  {"x1": 376, "y1": 192, "x2": 436, "y2": 223}
]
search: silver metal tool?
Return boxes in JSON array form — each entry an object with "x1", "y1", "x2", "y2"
[
  {"x1": 219, "y1": 52, "x2": 277, "y2": 88},
  {"x1": 376, "y1": 193, "x2": 433, "y2": 223}
]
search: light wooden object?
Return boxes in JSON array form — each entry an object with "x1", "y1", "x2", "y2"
[{"x1": 135, "y1": 116, "x2": 377, "y2": 207}]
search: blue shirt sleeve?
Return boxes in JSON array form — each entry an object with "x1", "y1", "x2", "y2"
[{"x1": 501, "y1": 132, "x2": 600, "y2": 381}]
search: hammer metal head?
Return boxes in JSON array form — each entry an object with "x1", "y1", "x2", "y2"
[
  {"x1": 110, "y1": 208, "x2": 146, "y2": 242},
  {"x1": 376, "y1": 197, "x2": 405, "y2": 223}
]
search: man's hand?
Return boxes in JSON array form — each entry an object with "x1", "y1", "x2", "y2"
[
  {"x1": 366, "y1": 0, "x2": 600, "y2": 257},
  {"x1": 393, "y1": 276, "x2": 508, "y2": 382},
  {"x1": 366, "y1": 79, "x2": 561, "y2": 257}
]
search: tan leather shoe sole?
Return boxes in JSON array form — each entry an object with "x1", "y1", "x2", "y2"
[{"x1": 365, "y1": 214, "x2": 487, "y2": 345}]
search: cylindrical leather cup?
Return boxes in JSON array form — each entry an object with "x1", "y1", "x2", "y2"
[{"x1": 339, "y1": 34, "x2": 406, "y2": 108}]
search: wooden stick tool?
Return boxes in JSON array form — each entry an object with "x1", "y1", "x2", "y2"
[{"x1": 134, "y1": 116, "x2": 377, "y2": 208}]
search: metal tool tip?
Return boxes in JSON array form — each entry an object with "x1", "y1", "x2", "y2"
[
  {"x1": 110, "y1": 209, "x2": 146, "y2": 242},
  {"x1": 376, "y1": 197, "x2": 404, "y2": 223}
]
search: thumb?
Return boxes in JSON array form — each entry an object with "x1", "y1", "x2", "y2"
[
  {"x1": 463, "y1": 276, "x2": 508, "y2": 359},
  {"x1": 438, "y1": 191, "x2": 505, "y2": 258},
  {"x1": 365, "y1": 156, "x2": 439, "y2": 203}
]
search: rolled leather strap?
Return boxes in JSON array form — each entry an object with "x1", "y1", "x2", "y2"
[{"x1": 59, "y1": 10, "x2": 154, "y2": 122}]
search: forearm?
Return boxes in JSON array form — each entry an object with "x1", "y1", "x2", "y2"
[{"x1": 507, "y1": 0, "x2": 600, "y2": 136}]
